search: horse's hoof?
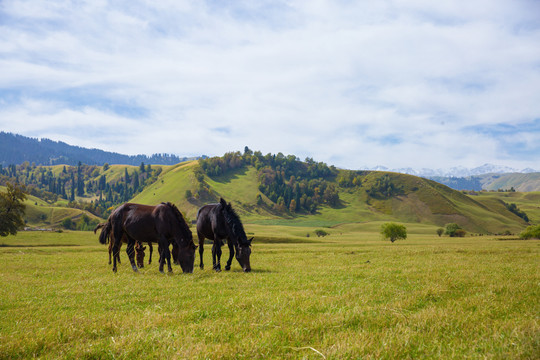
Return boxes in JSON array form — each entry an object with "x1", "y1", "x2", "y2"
[
  {"x1": 225, "y1": 265, "x2": 231, "y2": 271},
  {"x1": 132, "y1": 266, "x2": 139, "y2": 272},
  {"x1": 200, "y1": 265, "x2": 204, "y2": 269}
]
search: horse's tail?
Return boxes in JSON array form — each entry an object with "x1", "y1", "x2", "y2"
[
  {"x1": 97, "y1": 221, "x2": 112, "y2": 245},
  {"x1": 94, "y1": 223, "x2": 105, "y2": 234}
]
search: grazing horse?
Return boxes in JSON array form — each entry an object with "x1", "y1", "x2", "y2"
[
  {"x1": 196, "y1": 198, "x2": 252, "y2": 272},
  {"x1": 94, "y1": 223, "x2": 147, "y2": 268},
  {"x1": 97, "y1": 202, "x2": 196, "y2": 273}
]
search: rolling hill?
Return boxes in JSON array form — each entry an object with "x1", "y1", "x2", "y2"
[
  {"x1": 4, "y1": 156, "x2": 535, "y2": 236},
  {"x1": 1, "y1": 186, "x2": 102, "y2": 230},
  {"x1": 479, "y1": 173, "x2": 540, "y2": 192},
  {"x1": 128, "y1": 161, "x2": 531, "y2": 235}
]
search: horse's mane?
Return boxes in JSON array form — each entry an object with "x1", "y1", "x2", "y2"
[
  {"x1": 162, "y1": 202, "x2": 190, "y2": 233},
  {"x1": 221, "y1": 201, "x2": 249, "y2": 246}
]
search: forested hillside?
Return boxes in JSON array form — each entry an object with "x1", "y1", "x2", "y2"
[
  {"x1": 0, "y1": 132, "x2": 191, "y2": 166},
  {"x1": 0, "y1": 161, "x2": 166, "y2": 219},
  {"x1": 199, "y1": 149, "x2": 340, "y2": 213}
]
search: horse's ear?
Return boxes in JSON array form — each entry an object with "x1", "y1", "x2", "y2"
[
  {"x1": 220, "y1": 198, "x2": 227, "y2": 206},
  {"x1": 142, "y1": 246, "x2": 147, "y2": 250},
  {"x1": 248, "y1": 237, "x2": 253, "y2": 246}
]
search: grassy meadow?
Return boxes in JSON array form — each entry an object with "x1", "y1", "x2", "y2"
[{"x1": 0, "y1": 228, "x2": 538, "y2": 359}]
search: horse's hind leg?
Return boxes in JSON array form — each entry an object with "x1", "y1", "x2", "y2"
[
  {"x1": 148, "y1": 243, "x2": 153, "y2": 265},
  {"x1": 111, "y1": 225, "x2": 123, "y2": 273},
  {"x1": 125, "y1": 236, "x2": 139, "y2": 273},
  {"x1": 212, "y1": 240, "x2": 223, "y2": 272},
  {"x1": 225, "y1": 239, "x2": 234, "y2": 271}
]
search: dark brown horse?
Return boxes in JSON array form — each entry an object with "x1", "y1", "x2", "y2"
[
  {"x1": 94, "y1": 223, "x2": 147, "y2": 268},
  {"x1": 196, "y1": 198, "x2": 252, "y2": 272},
  {"x1": 97, "y1": 202, "x2": 196, "y2": 273}
]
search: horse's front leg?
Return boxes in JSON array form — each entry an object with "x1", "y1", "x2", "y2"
[
  {"x1": 166, "y1": 240, "x2": 173, "y2": 272},
  {"x1": 172, "y1": 242, "x2": 179, "y2": 265},
  {"x1": 212, "y1": 240, "x2": 223, "y2": 272},
  {"x1": 108, "y1": 244, "x2": 112, "y2": 265},
  {"x1": 158, "y1": 237, "x2": 172, "y2": 273},
  {"x1": 198, "y1": 233, "x2": 205, "y2": 269},
  {"x1": 148, "y1": 243, "x2": 153, "y2": 265},
  {"x1": 225, "y1": 239, "x2": 234, "y2": 271},
  {"x1": 126, "y1": 237, "x2": 138, "y2": 272}
]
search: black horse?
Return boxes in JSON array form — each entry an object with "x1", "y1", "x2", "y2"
[
  {"x1": 196, "y1": 198, "x2": 252, "y2": 272},
  {"x1": 97, "y1": 202, "x2": 196, "y2": 273}
]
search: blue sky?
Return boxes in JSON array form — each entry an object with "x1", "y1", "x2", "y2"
[{"x1": 1, "y1": 0, "x2": 539, "y2": 171}]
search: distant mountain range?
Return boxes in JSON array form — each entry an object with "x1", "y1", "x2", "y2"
[
  {"x1": 0, "y1": 132, "x2": 198, "y2": 166},
  {"x1": 368, "y1": 164, "x2": 537, "y2": 178},
  {"x1": 367, "y1": 164, "x2": 540, "y2": 192}
]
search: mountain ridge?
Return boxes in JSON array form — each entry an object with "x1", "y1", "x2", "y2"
[{"x1": 0, "y1": 131, "x2": 197, "y2": 166}]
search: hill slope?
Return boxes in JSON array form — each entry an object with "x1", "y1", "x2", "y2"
[
  {"x1": 130, "y1": 162, "x2": 529, "y2": 234},
  {"x1": 6, "y1": 157, "x2": 532, "y2": 235},
  {"x1": 479, "y1": 173, "x2": 540, "y2": 192}
]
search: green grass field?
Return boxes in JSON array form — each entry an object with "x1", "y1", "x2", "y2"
[{"x1": 1, "y1": 229, "x2": 538, "y2": 359}]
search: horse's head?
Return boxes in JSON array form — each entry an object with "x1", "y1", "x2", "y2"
[
  {"x1": 177, "y1": 241, "x2": 197, "y2": 273},
  {"x1": 219, "y1": 198, "x2": 253, "y2": 272},
  {"x1": 235, "y1": 237, "x2": 253, "y2": 272},
  {"x1": 135, "y1": 244, "x2": 146, "y2": 269}
]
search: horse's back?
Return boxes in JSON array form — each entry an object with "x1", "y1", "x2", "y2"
[{"x1": 115, "y1": 203, "x2": 160, "y2": 241}]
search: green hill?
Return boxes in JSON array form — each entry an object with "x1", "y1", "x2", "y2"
[
  {"x1": 4, "y1": 156, "x2": 533, "y2": 236},
  {"x1": 129, "y1": 161, "x2": 529, "y2": 235},
  {"x1": 0, "y1": 186, "x2": 102, "y2": 230}
]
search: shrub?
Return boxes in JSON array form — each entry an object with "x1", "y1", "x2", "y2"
[
  {"x1": 520, "y1": 225, "x2": 540, "y2": 239},
  {"x1": 61, "y1": 218, "x2": 73, "y2": 230},
  {"x1": 454, "y1": 229, "x2": 467, "y2": 237},
  {"x1": 315, "y1": 229, "x2": 329, "y2": 237},
  {"x1": 445, "y1": 223, "x2": 463, "y2": 237}
]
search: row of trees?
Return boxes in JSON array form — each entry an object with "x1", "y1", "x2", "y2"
[{"x1": 504, "y1": 202, "x2": 529, "y2": 222}]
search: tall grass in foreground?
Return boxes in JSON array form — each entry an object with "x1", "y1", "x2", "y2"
[{"x1": 0, "y1": 231, "x2": 538, "y2": 359}]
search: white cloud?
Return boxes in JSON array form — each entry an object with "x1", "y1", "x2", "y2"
[{"x1": 0, "y1": 0, "x2": 539, "y2": 170}]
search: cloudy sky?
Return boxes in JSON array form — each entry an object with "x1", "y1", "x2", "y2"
[{"x1": 1, "y1": 0, "x2": 539, "y2": 171}]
